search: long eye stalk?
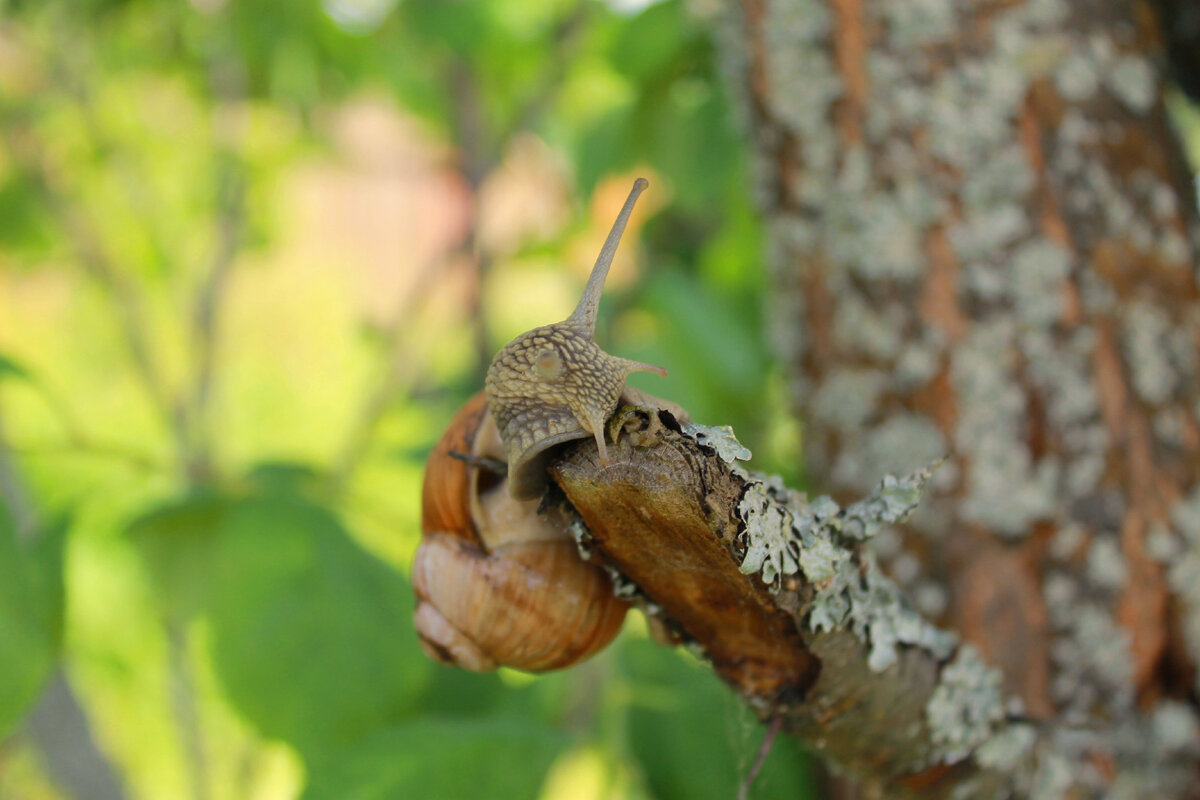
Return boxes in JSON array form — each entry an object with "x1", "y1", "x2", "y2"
[{"x1": 566, "y1": 178, "x2": 649, "y2": 336}]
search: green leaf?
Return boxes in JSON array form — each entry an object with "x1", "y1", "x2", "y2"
[
  {"x1": 610, "y1": 0, "x2": 689, "y2": 83},
  {"x1": 244, "y1": 460, "x2": 326, "y2": 496},
  {"x1": 0, "y1": 354, "x2": 34, "y2": 384},
  {"x1": 0, "y1": 173, "x2": 56, "y2": 257},
  {"x1": 633, "y1": 266, "x2": 770, "y2": 428},
  {"x1": 0, "y1": 503, "x2": 66, "y2": 739},
  {"x1": 302, "y1": 717, "x2": 565, "y2": 800},
  {"x1": 125, "y1": 492, "x2": 231, "y2": 621},
  {"x1": 208, "y1": 495, "x2": 430, "y2": 756},
  {"x1": 620, "y1": 639, "x2": 818, "y2": 800}
]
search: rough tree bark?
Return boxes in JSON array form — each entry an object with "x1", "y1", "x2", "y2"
[{"x1": 692, "y1": 0, "x2": 1199, "y2": 795}]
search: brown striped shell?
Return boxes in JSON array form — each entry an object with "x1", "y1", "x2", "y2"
[{"x1": 412, "y1": 392, "x2": 629, "y2": 671}]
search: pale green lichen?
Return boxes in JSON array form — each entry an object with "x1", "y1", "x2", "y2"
[
  {"x1": 926, "y1": 644, "x2": 1007, "y2": 764},
  {"x1": 1167, "y1": 489, "x2": 1200, "y2": 693},
  {"x1": 1151, "y1": 701, "x2": 1200, "y2": 753},
  {"x1": 1010, "y1": 239, "x2": 1072, "y2": 326},
  {"x1": 1085, "y1": 535, "x2": 1127, "y2": 591},
  {"x1": 1122, "y1": 300, "x2": 1188, "y2": 406},
  {"x1": 1106, "y1": 54, "x2": 1158, "y2": 114},
  {"x1": 862, "y1": 414, "x2": 948, "y2": 482},
  {"x1": 738, "y1": 481, "x2": 800, "y2": 585},
  {"x1": 848, "y1": 557, "x2": 958, "y2": 670},
  {"x1": 842, "y1": 461, "x2": 943, "y2": 540},
  {"x1": 1029, "y1": 751, "x2": 1073, "y2": 800},
  {"x1": 682, "y1": 422, "x2": 752, "y2": 464},
  {"x1": 713, "y1": 0, "x2": 1200, "y2": 789},
  {"x1": 801, "y1": 469, "x2": 956, "y2": 669},
  {"x1": 760, "y1": 0, "x2": 839, "y2": 138},
  {"x1": 1055, "y1": 50, "x2": 1101, "y2": 100},
  {"x1": 810, "y1": 368, "x2": 887, "y2": 433},
  {"x1": 879, "y1": 0, "x2": 956, "y2": 48},
  {"x1": 975, "y1": 722, "x2": 1037, "y2": 771},
  {"x1": 952, "y1": 323, "x2": 1059, "y2": 537},
  {"x1": 602, "y1": 564, "x2": 641, "y2": 599},
  {"x1": 1049, "y1": 603, "x2": 1134, "y2": 711},
  {"x1": 894, "y1": 338, "x2": 941, "y2": 389},
  {"x1": 832, "y1": 295, "x2": 905, "y2": 361},
  {"x1": 737, "y1": 462, "x2": 955, "y2": 670}
]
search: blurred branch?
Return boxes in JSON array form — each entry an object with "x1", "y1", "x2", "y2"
[
  {"x1": 186, "y1": 158, "x2": 242, "y2": 483},
  {"x1": 450, "y1": 3, "x2": 591, "y2": 375},
  {"x1": 331, "y1": 257, "x2": 448, "y2": 489},
  {"x1": 7, "y1": 441, "x2": 164, "y2": 472},
  {"x1": 187, "y1": 54, "x2": 248, "y2": 485},
  {"x1": 448, "y1": 63, "x2": 496, "y2": 376},
  {"x1": 499, "y1": 4, "x2": 589, "y2": 145},
  {"x1": 47, "y1": 51, "x2": 178, "y2": 278},
  {"x1": 333, "y1": 7, "x2": 595, "y2": 484},
  {"x1": 0, "y1": 112, "x2": 183, "y2": 458},
  {"x1": 24, "y1": 673, "x2": 129, "y2": 800},
  {"x1": 0, "y1": 416, "x2": 38, "y2": 542},
  {"x1": 168, "y1": 622, "x2": 210, "y2": 800}
]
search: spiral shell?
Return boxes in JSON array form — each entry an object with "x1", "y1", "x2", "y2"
[{"x1": 412, "y1": 392, "x2": 629, "y2": 671}]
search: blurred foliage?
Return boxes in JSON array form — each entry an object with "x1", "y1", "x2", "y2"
[
  {"x1": 0, "y1": 0, "x2": 813, "y2": 799},
  {"x1": 0, "y1": 504, "x2": 65, "y2": 740}
]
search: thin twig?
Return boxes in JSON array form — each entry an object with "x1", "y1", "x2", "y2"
[
  {"x1": 7, "y1": 441, "x2": 164, "y2": 472},
  {"x1": 330, "y1": 255, "x2": 448, "y2": 488},
  {"x1": 168, "y1": 622, "x2": 210, "y2": 800},
  {"x1": 0, "y1": 112, "x2": 182, "y2": 456},
  {"x1": 187, "y1": 144, "x2": 245, "y2": 484},
  {"x1": 737, "y1": 714, "x2": 783, "y2": 800},
  {"x1": 449, "y1": 5, "x2": 590, "y2": 376}
]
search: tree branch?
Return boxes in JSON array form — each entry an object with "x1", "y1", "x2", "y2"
[{"x1": 547, "y1": 409, "x2": 1197, "y2": 797}]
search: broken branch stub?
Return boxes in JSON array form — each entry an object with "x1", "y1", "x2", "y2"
[{"x1": 551, "y1": 414, "x2": 819, "y2": 703}]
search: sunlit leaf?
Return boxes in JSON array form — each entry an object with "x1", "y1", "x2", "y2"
[
  {"x1": 207, "y1": 494, "x2": 430, "y2": 756},
  {"x1": 125, "y1": 491, "x2": 231, "y2": 622},
  {"x1": 0, "y1": 173, "x2": 56, "y2": 257},
  {"x1": 0, "y1": 504, "x2": 66, "y2": 739},
  {"x1": 620, "y1": 639, "x2": 817, "y2": 800},
  {"x1": 0, "y1": 354, "x2": 34, "y2": 385},
  {"x1": 609, "y1": 0, "x2": 688, "y2": 82},
  {"x1": 302, "y1": 717, "x2": 564, "y2": 800}
]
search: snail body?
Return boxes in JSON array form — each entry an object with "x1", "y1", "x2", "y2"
[{"x1": 413, "y1": 178, "x2": 669, "y2": 672}]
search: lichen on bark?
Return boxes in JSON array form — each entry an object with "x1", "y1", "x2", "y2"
[{"x1": 714, "y1": 0, "x2": 1200, "y2": 794}]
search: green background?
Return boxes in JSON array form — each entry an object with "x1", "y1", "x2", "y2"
[{"x1": 0, "y1": 0, "x2": 814, "y2": 797}]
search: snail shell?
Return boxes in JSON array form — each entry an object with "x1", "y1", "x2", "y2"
[{"x1": 412, "y1": 392, "x2": 629, "y2": 671}]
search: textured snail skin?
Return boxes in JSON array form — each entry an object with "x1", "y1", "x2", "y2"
[
  {"x1": 486, "y1": 324, "x2": 649, "y2": 500},
  {"x1": 485, "y1": 178, "x2": 665, "y2": 500},
  {"x1": 412, "y1": 392, "x2": 629, "y2": 672}
]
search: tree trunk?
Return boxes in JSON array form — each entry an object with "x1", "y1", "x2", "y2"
[{"x1": 705, "y1": 0, "x2": 1200, "y2": 794}]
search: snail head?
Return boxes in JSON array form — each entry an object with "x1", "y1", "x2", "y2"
[{"x1": 485, "y1": 178, "x2": 666, "y2": 500}]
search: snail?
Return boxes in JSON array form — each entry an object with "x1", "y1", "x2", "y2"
[{"x1": 413, "y1": 178, "x2": 675, "y2": 671}]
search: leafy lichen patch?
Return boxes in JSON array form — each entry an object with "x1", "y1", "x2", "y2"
[
  {"x1": 1167, "y1": 489, "x2": 1200, "y2": 693},
  {"x1": 926, "y1": 644, "x2": 1007, "y2": 765},
  {"x1": 682, "y1": 422, "x2": 753, "y2": 464},
  {"x1": 737, "y1": 460, "x2": 956, "y2": 670}
]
